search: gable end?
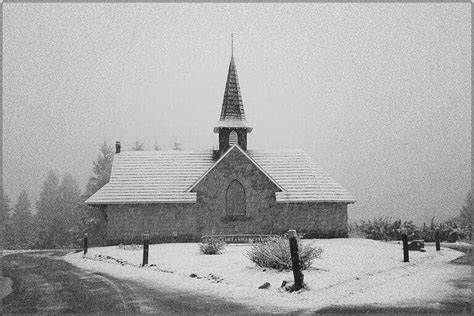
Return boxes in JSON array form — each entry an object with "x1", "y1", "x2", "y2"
[{"x1": 186, "y1": 145, "x2": 285, "y2": 193}]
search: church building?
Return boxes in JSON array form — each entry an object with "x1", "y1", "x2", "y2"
[{"x1": 85, "y1": 51, "x2": 355, "y2": 244}]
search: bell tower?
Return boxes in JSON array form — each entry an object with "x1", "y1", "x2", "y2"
[{"x1": 214, "y1": 36, "x2": 252, "y2": 159}]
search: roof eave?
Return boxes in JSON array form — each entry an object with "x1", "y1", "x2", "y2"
[
  {"x1": 276, "y1": 199, "x2": 356, "y2": 204},
  {"x1": 84, "y1": 200, "x2": 197, "y2": 205}
]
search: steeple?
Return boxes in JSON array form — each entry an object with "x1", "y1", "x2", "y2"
[
  {"x1": 218, "y1": 56, "x2": 248, "y2": 122},
  {"x1": 214, "y1": 37, "x2": 252, "y2": 158}
]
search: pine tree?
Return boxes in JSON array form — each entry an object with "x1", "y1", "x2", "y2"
[
  {"x1": 35, "y1": 172, "x2": 85, "y2": 248},
  {"x1": 173, "y1": 142, "x2": 182, "y2": 150},
  {"x1": 56, "y1": 174, "x2": 84, "y2": 247},
  {"x1": 1, "y1": 190, "x2": 11, "y2": 225},
  {"x1": 130, "y1": 140, "x2": 144, "y2": 151},
  {"x1": 36, "y1": 171, "x2": 59, "y2": 220},
  {"x1": 1, "y1": 190, "x2": 12, "y2": 249},
  {"x1": 84, "y1": 142, "x2": 114, "y2": 198},
  {"x1": 83, "y1": 141, "x2": 114, "y2": 245},
  {"x1": 35, "y1": 170, "x2": 60, "y2": 248},
  {"x1": 8, "y1": 190, "x2": 35, "y2": 249},
  {"x1": 459, "y1": 191, "x2": 472, "y2": 229}
]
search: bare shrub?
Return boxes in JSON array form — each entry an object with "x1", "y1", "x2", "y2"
[
  {"x1": 200, "y1": 237, "x2": 226, "y2": 255},
  {"x1": 354, "y1": 216, "x2": 471, "y2": 242},
  {"x1": 245, "y1": 237, "x2": 323, "y2": 270}
]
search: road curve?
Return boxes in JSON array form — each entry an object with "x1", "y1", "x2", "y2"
[{"x1": 2, "y1": 251, "x2": 252, "y2": 314}]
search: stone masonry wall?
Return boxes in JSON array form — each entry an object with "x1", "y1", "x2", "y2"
[
  {"x1": 105, "y1": 200, "x2": 348, "y2": 244},
  {"x1": 104, "y1": 148, "x2": 349, "y2": 244},
  {"x1": 106, "y1": 203, "x2": 199, "y2": 244},
  {"x1": 191, "y1": 147, "x2": 281, "y2": 235},
  {"x1": 272, "y1": 203, "x2": 348, "y2": 238}
]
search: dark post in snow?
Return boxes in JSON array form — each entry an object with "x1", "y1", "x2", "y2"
[
  {"x1": 142, "y1": 233, "x2": 150, "y2": 267},
  {"x1": 401, "y1": 233, "x2": 409, "y2": 262},
  {"x1": 435, "y1": 230, "x2": 440, "y2": 251},
  {"x1": 83, "y1": 233, "x2": 88, "y2": 255},
  {"x1": 287, "y1": 230, "x2": 304, "y2": 291}
]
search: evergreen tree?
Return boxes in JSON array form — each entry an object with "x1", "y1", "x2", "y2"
[
  {"x1": 173, "y1": 142, "x2": 182, "y2": 150},
  {"x1": 83, "y1": 141, "x2": 114, "y2": 245},
  {"x1": 8, "y1": 190, "x2": 35, "y2": 249},
  {"x1": 130, "y1": 140, "x2": 144, "y2": 151},
  {"x1": 35, "y1": 170, "x2": 60, "y2": 248},
  {"x1": 1, "y1": 190, "x2": 11, "y2": 225},
  {"x1": 1, "y1": 190, "x2": 12, "y2": 249},
  {"x1": 459, "y1": 191, "x2": 472, "y2": 228},
  {"x1": 36, "y1": 171, "x2": 59, "y2": 220},
  {"x1": 57, "y1": 174, "x2": 84, "y2": 247},
  {"x1": 35, "y1": 172, "x2": 85, "y2": 248},
  {"x1": 84, "y1": 142, "x2": 114, "y2": 198}
]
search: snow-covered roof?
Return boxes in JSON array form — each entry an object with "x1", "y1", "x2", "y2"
[
  {"x1": 249, "y1": 149, "x2": 355, "y2": 203},
  {"x1": 85, "y1": 150, "x2": 213, "y2": 204},
  {"x1": 85, "y1": 148, "x2": 355, "y2": 205},
  {"x1": 186, "y1": 145, "x2": 285, "y2": 193}
]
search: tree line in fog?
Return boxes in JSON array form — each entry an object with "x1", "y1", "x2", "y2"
[
  {"x1": 1, "y1": 140, "x2": 471, "y2": 249},
  {"x1": 1, "y1": 140, "x2": 185, "y2": 250},
  {"x1": 1, "y1": 142, "x2": 114, "y2": 249}
]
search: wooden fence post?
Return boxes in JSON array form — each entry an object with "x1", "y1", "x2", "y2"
[
  {"x1": 287, "y1": 230, "x2": 304, "y2": 291},
  {"x1": 83, "y1": 233, "x2": 88, "y2": 255},
  {"x1": 435, "y1": 230, "x2": 440, "y2": 251},
  {"x1": 142, "y1": 233, "x2": 150, "y2": 266},
  {"x1": 402, "y1": 233, "x2": 409, "y2": 262}
]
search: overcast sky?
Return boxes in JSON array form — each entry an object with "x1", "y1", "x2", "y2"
[{"x1": 3, "y1": 3, "x2": 471, "y2": 224}]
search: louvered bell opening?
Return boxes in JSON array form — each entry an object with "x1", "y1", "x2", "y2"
[{"x1": 229, "y1": 130, "x2": 238, "y2": 146}]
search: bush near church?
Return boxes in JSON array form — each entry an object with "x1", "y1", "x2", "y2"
[
  {"x1": 353, "y1": 216, "x2": 471, "y2": 242},
  {"x1": 245, "y1": 236, "x2": 323, "y2": 271},
  {"x1": 200, "y1": 237, "x2": 227, "y2": 255}
]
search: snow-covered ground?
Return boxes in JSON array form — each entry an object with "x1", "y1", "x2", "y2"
[{"x1": 64, "y1": 239, "x2": 470, "y2": 313}]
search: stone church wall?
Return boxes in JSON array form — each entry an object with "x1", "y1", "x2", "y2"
[
  {"x1": 103, "y1": 148, "x2": 349, "y2": 244},
  {"x1": 105, "y1": 203, "x2": 200, "y2": 244},
  {"x1": 106, "y1": 150, "x2": 347, "y2": 244},
  {"x1": 105, "y1": 201, "x2": 348, "y2": 244},
  {"x1": 191, "y1": 148, "x2": 282, "y2": 236},
  {"x1": 271, "y1": 202, "x2": 348, "y2": 238}
]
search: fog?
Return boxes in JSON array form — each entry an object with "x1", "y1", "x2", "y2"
[{"x1": 3, "y1": 3, "x2": 471, "y2": 224}]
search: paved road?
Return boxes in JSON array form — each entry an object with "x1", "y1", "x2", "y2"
[
  {"x1": 2, "y1": 251, "x2": 252, "y2": 314},
  {"x1": 2, "y1": 249, "x2": 471, "y2": 314}
]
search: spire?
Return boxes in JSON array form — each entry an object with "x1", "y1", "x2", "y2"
[
  {"x1": 219, "y1": 55, "x2": 246, "y2": 121},
  {"x1": 213, "y1": 36, "x2": 252, "y2": 157},
  {"x1": 214, "y1": 35, "x2": 252, "y2": 133}
]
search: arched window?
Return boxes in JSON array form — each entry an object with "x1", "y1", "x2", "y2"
[
  {"x1": 229, "y1": 130, "x2": 238, "y2": 146},
  {"x1": 226, "y1": 180, "x2": 246, "y2": 215}
]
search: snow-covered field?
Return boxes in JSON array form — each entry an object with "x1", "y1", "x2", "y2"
[{"x1": 64, "y1": 239, "x2": 469, "y2": 313}]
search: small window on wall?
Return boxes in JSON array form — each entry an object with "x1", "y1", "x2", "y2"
[
  {"x1": 226, "y1": 179, "x2": 246, "y2": 216},
  {"x1": 229, "y1": 130, "x2": 238, "y2": 146}
]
